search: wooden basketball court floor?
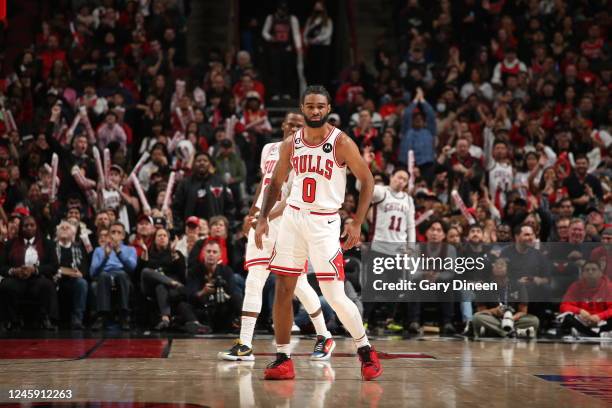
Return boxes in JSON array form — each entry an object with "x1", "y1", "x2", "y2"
[{"x1": 0, "y1": 335, "x2": 610, "y2": 408}]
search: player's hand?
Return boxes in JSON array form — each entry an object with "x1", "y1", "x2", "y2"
[
  {"x1": 254, "y1": 217, "x2": 269, "y2": 250},
  {"x1": 242, "y1": 215, "x2": 254, "y2": 235},
  {"x1": 341, "y1": 221, "x2": 361, "y2": 250}
]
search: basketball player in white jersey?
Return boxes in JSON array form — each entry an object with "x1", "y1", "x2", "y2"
[
  {"x1": 358, "y1": 168, "x2": 416, "y2": 246},
  {"x1": 218, "y1": 111, "x2": 335, "y2": 361},
  {"x1": 255, "y1": 85, "x2": 383, "y2": 381},
  {"x1": 357, "y1": 168, "x2": 415, "y2": 330}
]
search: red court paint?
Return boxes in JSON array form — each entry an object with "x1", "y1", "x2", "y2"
[
  {"x1": 0, "y1": 404, "x2": 207, "y2": 408},
  {"x1": 89, "y1": 339, "x2": 168, "y2": 359},
  {"x1": 536, "y1": 375, "x2": 612, "y2": 405},
  {"x1": 0, "y1": 339, "x2": 98, "y2": 359},
  {"x1": 254, "y1": 352, "x2": 435, "y2": 359}
]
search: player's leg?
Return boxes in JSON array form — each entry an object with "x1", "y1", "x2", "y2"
[
  {"x1": 218, "y1": 264, "x2": 269, "y2": 361},
  {"x1": 308, "y1": 213, "x2": 383, "y2": 380},
  {"x1": 265, "y1": 207, "x2": 308, "y2": 380},
  {"x1": 294, "y1": 273, "x2": 335, "y2": 360},
  {"x1": 219, "y1": 222, "x2": 278, "y2": 361},
  {"x1": 264, "y1": 273, "x2": 299, "y2": 380}
]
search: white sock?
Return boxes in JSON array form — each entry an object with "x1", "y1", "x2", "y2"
[
  {"x1": 277, "y1": 343, "x2": 291, "y2": 357},
  {"x1": 354, "y1": 333, "x2": 370, "y2": 349},
  {"x1": 311, "y1": 312, "x2": 332, "y2": 339},
  {"x1": 240, "y1": 316, "x2": 257, "y2": 348}
]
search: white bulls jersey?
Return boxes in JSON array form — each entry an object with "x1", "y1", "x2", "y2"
[
  {"x1": 488, "y1": 161, "x2": 514, "y2": 207},
  {"x1": 257, "y1": 141, "x2": 295, "y2": 209},
  {"x1": 257, "y1": 141, "x2": 281, "y2": 209},
  {"x1": 287, "y1": 126, "x2": 346, "y2": 211},
  {"x1": 371, "y1": 186, "x2": 416, "y2": 243}
]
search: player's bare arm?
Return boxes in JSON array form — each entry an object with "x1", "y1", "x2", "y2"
[
  {"x1": 336, "y1": 132, "x2": 374, "y2": 249},
  {"x1": 249, "y1": 180, "x2": 264, "y2": 216},
  {"x1": 242, "y1": 172, "x2": 265, "y2": 235},
  {"x1": 254, "y1": 137, "x2": 293, "y2": 249}
]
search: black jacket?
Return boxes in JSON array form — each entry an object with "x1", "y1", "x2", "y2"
[
  {"x1": 144, "y1": 248, "x2": 186, "y2": 284},
  {"x1": 172, "y1": 172, "x2": 235, "y2": 231},
  {"x1": 0, "y1": 237, "x2": 59, "y2": 279},
  {"x1": 185, "y1": 263, "x2": 237, "y2": 304}
]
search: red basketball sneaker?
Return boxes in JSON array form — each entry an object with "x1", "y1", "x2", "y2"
[
  {"x1": 358, "y1": 345, "x2": 383, "y2": 381},
  {"x1": 264, "y1": 353, "x2": 295, "y2": 380}
]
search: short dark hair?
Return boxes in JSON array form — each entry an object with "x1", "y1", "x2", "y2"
[
  {"x1": 285, "y1": 109, "x2": 304, "y2": 119},
  {"x1": 300, "y1": 85, "x2": 331, "y2": 104},
  {"x1": 195, "y1": 151, "x2": 212, "y2": 161},
  {"x1": 574, "y1": 153, "x2": 589, "y2": 162},
  {"x1": 425, "y1": 218, "x2": 448, "y2": 234},
  {"x1": 467, "y1": 223, "x2": 483, "y2": 233},
  {"x1": 392, "y1": 166, "x2": 409, "y2": 176},
  {"x1": 514, "y1": 223, "x2": 534, "y2": 236},
  {"x1": 110, "y1": 221, "x2": 125, "y2": 232},
  {"x1": 204, "y1": 239, "x2": 221, "y2": 250}
]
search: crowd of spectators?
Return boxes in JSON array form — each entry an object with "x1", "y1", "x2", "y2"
[{"x1": 0, "y1": 0, "x2": 610, "y2": 337}]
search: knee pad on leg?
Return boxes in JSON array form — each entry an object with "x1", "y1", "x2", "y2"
[
  {"x1": 242, "y1": 265, "x2": 269, "y2": 313},
  {"x1": 294, "y1": 274, "x2": 321, "y2": 314}
]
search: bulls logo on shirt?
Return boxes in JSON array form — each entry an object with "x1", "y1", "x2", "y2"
[{"x1": 211, "y1": 186, "x2": 223, "y2": 198}]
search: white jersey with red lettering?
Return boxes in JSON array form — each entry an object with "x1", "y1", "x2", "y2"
[
  {"x1": 256, "y1": 141, "x2": 294, "y2": 209},
  {"x1": 256, "y1": 141, "x2": 281, "y2": 209},
  {"x1": 287, "y1": 126, "x2": 346, "y2": 211},
  {"x1": 244, "y1": 141, "x2": 293, "y2": 269},
  {"x1": 371, "y1": 186, "x2": 416, "y2": 244}
]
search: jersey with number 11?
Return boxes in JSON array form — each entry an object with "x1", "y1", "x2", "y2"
[{"x1": 287, "y1": 126, "x2": 347, "y2": 211}]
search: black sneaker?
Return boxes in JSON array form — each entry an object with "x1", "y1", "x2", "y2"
[
  {"x1": 461, "y1": 321, "x2": 473, "y2": 337},
  {"x1": 185, "y1": 321, "x2": 211, "y2": 334},
  {"x1": 41, "y1": 316, "x2": 58, "y2": 331},
  {"x1": 441, "y1": 323, "x2": 456, "y2": 336},
  {"x1": 217, "y1": 340, "x2": 255, "y2": 361}
]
